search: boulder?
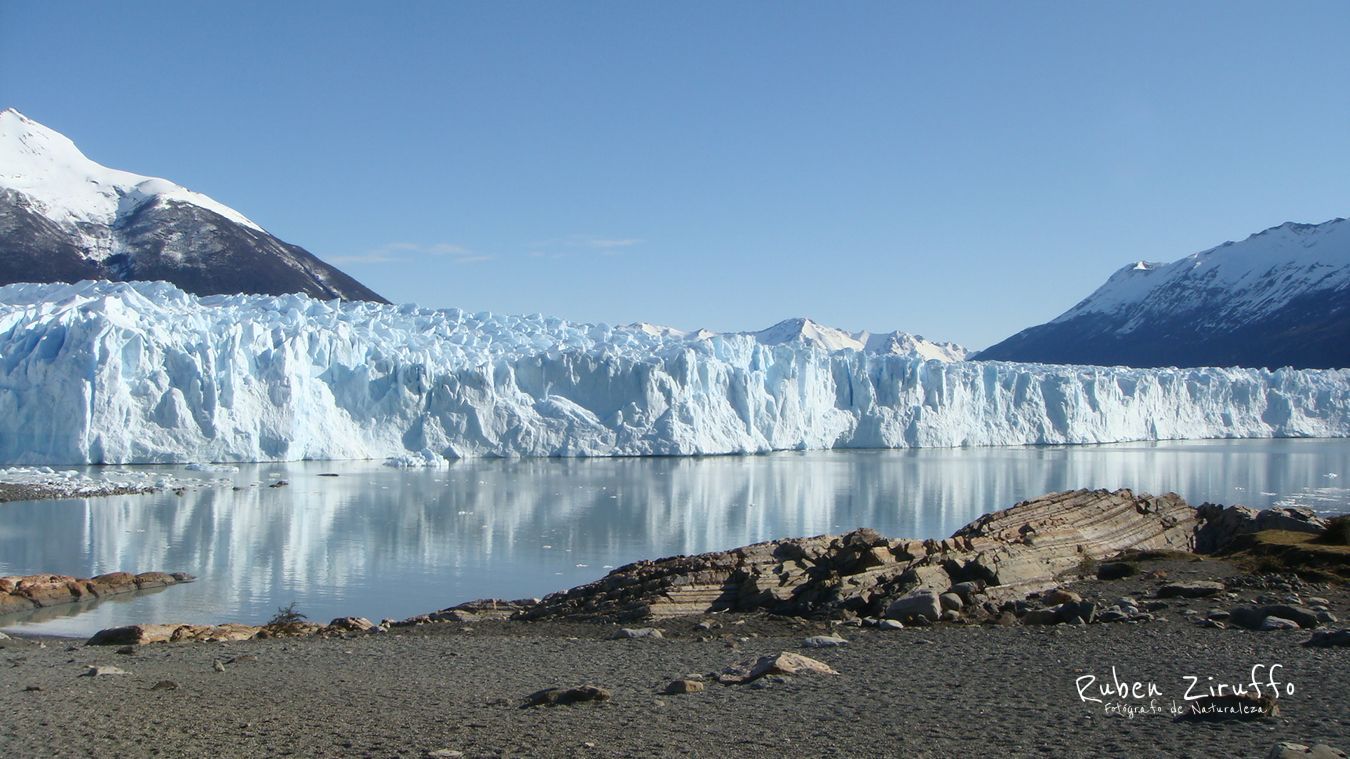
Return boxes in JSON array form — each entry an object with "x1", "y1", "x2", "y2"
[
  {"x1": 523, "y1": 685, "x2": 612, "y2": 707},
  {"x1": 1096, "y1": 562, "x2": 1138, "y2": 580},
  {"x1": 884, "y1": 590, "x2": 941, "y2": 623},
  {"x1": 1195, "y1": 504, "x2": 1328, "y2": 553},
  {"x1": 939, "y1": 593, "x2": 964, "y2": 611},
  {"x1": 1262, "y1": 616, "x2": 1301, "y2": 631},
  {"x1": 663, "y1": 679, "x2": 705, "y2": 695},
  {"x1": 1021, "y1": 606, "x2": 1063, "y2": 626},
  {"x1": 950, "y1": 581, "x2": 985, "y2": 603},
  {"x1": 1043, "y1": 588, "x2": 1080, "y2": 605},
  {"x1": 1302, "y1": 629, "x2": 1350, "y2": 648},
  {"x1": 324, "y1": 617, "x2": 376, "y2": 633},
  {"x1": 1256, "y1": 508, "x2": 1329, "y2": 535},
  {"x1": 718, "y1": 652, "x2": 839, "y2": 684},
  {"x1": 1057, "y1": 600, "x2": 1096, "y2": 625},
  {"x1": 1157, "y1": 581, "x2": 1225, "y2": 599},
  {"x1": 1229, "y1": 605, "x2": 1321, "y2": 631}
]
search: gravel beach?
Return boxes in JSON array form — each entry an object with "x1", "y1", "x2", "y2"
[{"x1": 1, "y1": 555, "x2": 1346, "y2": 759}]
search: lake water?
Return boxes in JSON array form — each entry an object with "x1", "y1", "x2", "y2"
[{"x1": 2, "y1": 439, "x2": 1347, "y2": 637}]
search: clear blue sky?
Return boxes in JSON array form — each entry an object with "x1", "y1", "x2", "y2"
[{"x1": 4, "y1": 2, "x2": 1349, "y2": 349}]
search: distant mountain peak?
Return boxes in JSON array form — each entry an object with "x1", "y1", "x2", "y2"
[
  {"x1": 976, "y1": 216, "x2": 1350, "y2": 369},
  {"x1": 0, "y1": 108, "x2": 263, "y2": 236},
  {"x1": 0, "y1": 110, "x2": 385, "y2": 303}
]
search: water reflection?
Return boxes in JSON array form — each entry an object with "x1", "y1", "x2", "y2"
[{"x1": 2, "y1": 439, "x2": 1347, "y2": 637}]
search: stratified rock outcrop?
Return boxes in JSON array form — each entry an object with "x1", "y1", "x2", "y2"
[
  {"x1": 516, "y1": 489, "x2": 1200, "y2": 622},
  {"x1": 0, "y1": 571, "x2": 193, "y2": 616}
]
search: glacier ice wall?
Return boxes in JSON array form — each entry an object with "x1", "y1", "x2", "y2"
[{"x1": 1, "y1": 281, "x2": 1347, "y2": 465}]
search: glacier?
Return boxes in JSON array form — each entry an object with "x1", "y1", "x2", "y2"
[{"x1": 0, "y1": 280, "x2": 1348, "y2": 466}]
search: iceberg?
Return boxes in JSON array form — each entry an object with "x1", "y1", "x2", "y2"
[{"x1": 0, "y1": 280, "x2": 1347, "y2": 466}]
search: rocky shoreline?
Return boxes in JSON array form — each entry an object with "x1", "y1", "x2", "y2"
[
  {"x1": 0, "y1": 571, "x2": 194, "y2": 617},
  {"x1": 2, "y1": 489, "x2": 1347, "y2": 758}
]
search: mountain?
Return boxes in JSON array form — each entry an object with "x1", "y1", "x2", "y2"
[
  {"x1": 0, "y1": 109, "x2": 386, "y2": 303},
  {"x1": 975, "y1": 218, "x2": 1350, "y2": 369},
  {"x1": 1, "y1": 280, "x2": 1343, "y2": 465},
  {"x1": 627, "y1": 317, "x2": 969, "y2": 361},
  {"x1": 749, "y1": 317, "x2": 969, "y2": 361}
]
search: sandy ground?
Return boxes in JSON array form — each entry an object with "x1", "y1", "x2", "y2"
[{"x1": 0, "y1": 557, "x2": 1346, "y2": 758}]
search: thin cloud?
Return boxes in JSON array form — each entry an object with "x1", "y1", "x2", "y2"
[
  {"x1": 330, "y1": 242, "x2": 493, "y2": 265},
  {"x1": 528, "y1": 234, "x2": 644, "y2": 259}
]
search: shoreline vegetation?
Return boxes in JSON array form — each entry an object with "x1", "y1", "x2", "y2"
[{"x1": 2, "y1": 489, "x2": 1347, "y2": 756}]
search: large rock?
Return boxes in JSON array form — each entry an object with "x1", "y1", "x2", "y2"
[
  {"x1": 523, "y1": 686, "x2": 612, "y2": 707},
  {"x1": 883, "y1": 590, "x2": 942, "y2": 623},
  {"x1": 1195, "y1": 504, "x2": 1329, "y2": 553},
  {"x1": 1303, "y1": 629, "x2": 1350, "y2": 648},
  {"x1": 718, "y1": 652, "x2": 840, "y2": 684},
  {"x1": 1229, "y1": 605, "x2": 1322, "y2": 631},
  {"x1": 1157, "y1": 581, "x2": 1225, "y2": 599},
  {"x1": 516, "y1": 489, "x2": 1200, "y2": 622}
]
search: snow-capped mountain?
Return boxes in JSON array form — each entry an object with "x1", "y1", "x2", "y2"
[
  {"x1": 749, "y1": 317, "x2": 969, "y2": 361},
  {"x1": 0, "y1": 109, "x2": 386, "y2": 302},
  {"x1": 976, "y1": 218, "x2": 1350, "y2": 369},
  {"x1": 0, "y1": 280, "x2": 1343, "y2": 465},
  {"x1": 629, "y1": 317, "x2": 969, "y2": 362}
]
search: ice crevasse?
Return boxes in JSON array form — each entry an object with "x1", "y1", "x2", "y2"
[{"x1": 0, "y1": 281, "x2": 1346, "y2": 466}]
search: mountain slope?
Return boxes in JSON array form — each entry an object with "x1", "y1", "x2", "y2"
[
  {"x1": 975, "y1": 218, "x2": 1350, "y2": 369},
  {"x1": 0, "y1": 109, "x2": 386, "y2": 303}
]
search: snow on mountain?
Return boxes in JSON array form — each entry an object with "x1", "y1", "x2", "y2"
[
  {"x1": 750, "y1": 317, "x2": 969, "y2": 361},
  {"x1": 976, "y1": 218, "x2": 1350, "y2": 369},
  {"x1": 0, "y1": 109, "x2": 386, "y2": 303},
  {"x1": 0, "y1": 109, "x2": 262, "y2": 246},
  {"x1": 0, "y1": 280, "x2": 1344, "y2": 466},
  {"x1": 630, "y1": 317, "x2": 968, "y2": 361}
]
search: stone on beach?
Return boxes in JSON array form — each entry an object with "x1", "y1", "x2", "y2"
[
  {"x1": 1156, "y1": 581, "x2": 1225, "y2": 599},
  {"x1": 1303, "y1": 629, "x2": 1350, "y2": 647},
  {"x1": 664, "y1": 679, "x2": 705, "y2": 695},
  {"x1": 884, "y1": 590, "x2": 942, "y2": 623},
  {"x1": 718, "y1": 652, "x2": 839, "y2": 685},
  {"x1": 523, "y1": 685, "x2": 612, "y2": 707}
]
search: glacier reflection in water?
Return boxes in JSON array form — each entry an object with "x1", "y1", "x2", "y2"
[{"x1": 2, "y1": 438, "x2": 1347, "y2": 636}]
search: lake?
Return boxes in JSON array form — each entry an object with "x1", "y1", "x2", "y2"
[{"x1": 2, "y1": 438, "x2": 1347, "y2": 637}]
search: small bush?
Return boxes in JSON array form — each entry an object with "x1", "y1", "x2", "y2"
[
  {"x1": 267, "y1": 601, "x2": 307, "y2": 626},
  {"x1": 1317, "y1": 515, "x2": 1350, "y2": 546}
]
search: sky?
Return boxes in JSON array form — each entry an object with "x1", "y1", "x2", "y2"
[{"x1": 3, "y1": 2, "x2": 1349, "y2": 349}]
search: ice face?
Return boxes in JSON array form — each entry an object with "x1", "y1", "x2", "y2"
[{"x1": 0, "y1": 280, "x2": 1346, "y2": 465}]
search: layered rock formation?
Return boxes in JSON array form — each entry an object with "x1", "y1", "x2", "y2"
[
  {"x1": 515, "y1": 489, "x2": 1200, "y2": 622},
  {"x1": 0, "y1": 571, "x2": 193, "y2": 616}
]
